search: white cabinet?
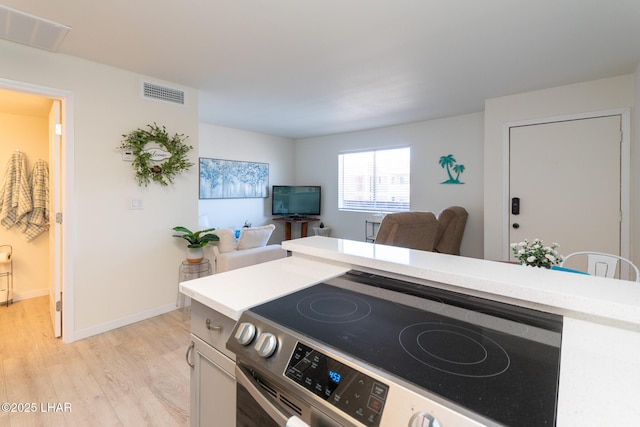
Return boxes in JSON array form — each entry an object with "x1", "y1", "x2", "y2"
[
  {"x1": 187, "y1": 300, "x2": 236, "y2": 427},
  {"x1": 189, "y1": 335, "x2": 235, "y2": 427}
]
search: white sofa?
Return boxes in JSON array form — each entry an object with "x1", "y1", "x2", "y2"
[
  {"x1": 207, "y1": 225, "x2": 287, "y2": 273},
  {"x1": 212, "y1": 244, "x2": 286, "y2": 273}
]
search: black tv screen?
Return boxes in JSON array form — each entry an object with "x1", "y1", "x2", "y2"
[{"x1": 272, "y1": 186, "x2": 321, "y2": 217}]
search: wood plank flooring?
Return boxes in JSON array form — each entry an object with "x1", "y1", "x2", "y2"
[{"x1": 0, "y1": 297, "x2": 191, "y2": 426}]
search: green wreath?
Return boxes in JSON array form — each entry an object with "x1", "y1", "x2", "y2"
[{"x1": 120, "y1": 123, "x2": 194, "y2": 186}]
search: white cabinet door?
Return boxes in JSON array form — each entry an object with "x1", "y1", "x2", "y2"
[
  {"x1": 190, "y1": 335, "x2": 236, "y2": 427},
  {"x1": 509, "y1": 115, "x2": 621, "y2": 261}
]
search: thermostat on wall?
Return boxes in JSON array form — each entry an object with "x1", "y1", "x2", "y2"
[{"x1": 122, "y1": 150, "x2": 135, "y2": 162}]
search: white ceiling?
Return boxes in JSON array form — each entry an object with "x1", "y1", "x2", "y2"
[{"x1": 2, "y1": 0, "x2": 640, "y2": 138}]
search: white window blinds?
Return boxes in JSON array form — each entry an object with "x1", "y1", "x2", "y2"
[{"x1": 338, "y1": 147, "x2": 410, "y2": 212}]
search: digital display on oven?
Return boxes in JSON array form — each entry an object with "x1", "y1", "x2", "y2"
[
  {"x1": 328, "y1": 370, "x2": 341, "y2": 384},
  {"x1": 285, "y1": 342, "x2": 388, "y2": 427}
]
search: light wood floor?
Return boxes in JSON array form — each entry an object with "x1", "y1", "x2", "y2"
[{"x1": 0, "y1": 297, "x2": 191, "y2": 427}]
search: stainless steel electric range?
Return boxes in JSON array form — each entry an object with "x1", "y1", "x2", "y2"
[{"x1": 227, "y1": 270, "x2": 562, "y2": 427}]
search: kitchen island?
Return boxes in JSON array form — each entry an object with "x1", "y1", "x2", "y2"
[{"x1": 180, "y1": 236, "x2": 640, "y2": 425}]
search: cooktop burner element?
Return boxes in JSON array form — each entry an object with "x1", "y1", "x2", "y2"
[
  {"x1": 247, "y1": 271, "x2": 562, "y2": 426},
  {"x1": 297, "y1": 292, "x2": 372, "y2": 323},
  {"x1": 399, "y1": 322, "x2": 510, "y2": 377}
]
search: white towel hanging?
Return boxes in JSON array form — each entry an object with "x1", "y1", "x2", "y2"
[
  {"x1": 18, "y1": 159, "x2": 50, "y2": 241},
  {"x1": 0, "y1": 151, "x2": 32, "y2": 229}
]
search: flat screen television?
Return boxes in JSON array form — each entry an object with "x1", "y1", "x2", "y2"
[{"x1": 272, "y1": 185, "x2": 321, "y2": 218}]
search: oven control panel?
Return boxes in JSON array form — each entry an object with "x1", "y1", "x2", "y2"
[{"x1": 285, "y1": 342, "x2": 388, "y2": 427}]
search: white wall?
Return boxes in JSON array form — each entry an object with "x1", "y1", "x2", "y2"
[
  {"x1": 294, "y1": 112, "x2": 485, "y2": 259},
  {"x1": 483, "y1": 74, "x2": 635, "y2": 262},
  {"x1": 634, "y1": 65, "x2": 640, "y2": 269},
  {"x1": 0, "y1": 111, "x2": 50, "y2": 299},
  {"x1": 198, "y1": 123, "x2": 295, "y2": 246},
  {"x1": 0, "y1": 40, "x2": 200, "y2": 340}
]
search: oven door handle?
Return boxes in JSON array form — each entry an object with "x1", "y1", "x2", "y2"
[{"x1": 235, "y1": 365, "x2": 290, "y2": 426}]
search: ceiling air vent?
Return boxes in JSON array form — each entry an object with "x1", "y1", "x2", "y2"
[
  {"x1": 142, "y1": 81, "x2": 185, "y2": 105},
  {"x1": 0, "y1": 5, "x2": 71, "y2": 52}
]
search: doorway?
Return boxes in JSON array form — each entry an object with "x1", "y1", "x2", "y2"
[
  {"x1": 506, "y1": 110, "x2": 630, "y2": 264},
  {"x1": 0, "y1": 80, "x2": 70, "y2": 340}
]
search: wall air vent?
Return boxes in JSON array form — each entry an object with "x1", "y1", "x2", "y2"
[{"x1": 142, "y1": 81, "x2": 185, "y2": 105}]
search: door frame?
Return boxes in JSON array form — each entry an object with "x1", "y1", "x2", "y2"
[
  {"x1": 501, "y1": 108, "x2": 630, "y2": 261},
  {"x1": 0, "y1": 77, "x2": 76, "y2": 342}
]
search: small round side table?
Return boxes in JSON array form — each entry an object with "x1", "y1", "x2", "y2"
[{"x1": 177, "y1": 259, "x2": 212, "y2": 319}]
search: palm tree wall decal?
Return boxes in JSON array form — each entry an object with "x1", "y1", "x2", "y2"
[{"x1": 439, "y1": 154, "x2": 465, "y2": 184}]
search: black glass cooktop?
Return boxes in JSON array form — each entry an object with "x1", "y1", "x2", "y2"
[{"x1": 250, "y1": 271, "x2": 562, "y2": 426}]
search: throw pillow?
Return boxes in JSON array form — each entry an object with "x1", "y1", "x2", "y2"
[
  {"x1": 213, "y1": 228, "x2": 237, "y2": 253},
  {"x1": 238, "y1": 224, "x2": 275, "y2": 250}
]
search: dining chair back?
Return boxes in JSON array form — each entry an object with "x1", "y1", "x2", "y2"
[{"x1": 561, "y1": 251, "x2": 640, "y2": 282}]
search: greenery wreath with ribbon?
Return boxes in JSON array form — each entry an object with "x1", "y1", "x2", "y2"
[{"x1": 120, "y1": 123, "x2": 194, "y2": 186}]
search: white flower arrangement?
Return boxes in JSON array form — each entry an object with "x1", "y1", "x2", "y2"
[{"x1": 510, "y1": 238, "x2": 563, "y2": 269}]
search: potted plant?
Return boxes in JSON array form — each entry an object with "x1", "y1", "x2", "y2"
[
  {"x1": 172, "y1": 226, "x2": 220, "y2": 264},
  {"x1": 510, "y1": 238, "x2": 563, "y2": 269}
]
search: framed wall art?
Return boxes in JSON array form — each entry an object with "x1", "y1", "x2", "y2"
[{"x1": 199, "y1": 158, "x2": 269, "y2": 199}]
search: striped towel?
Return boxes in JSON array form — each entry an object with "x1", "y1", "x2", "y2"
[
  {"x1": 0, "y1": 152, "x2": 32, "y2": 229},
  {"x1": 18, "y1": 159, "x2": 50, "y2": 241}
]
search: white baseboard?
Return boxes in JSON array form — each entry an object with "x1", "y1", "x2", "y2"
[
  {"x1": 70, "y1": 302, "x2": 178, "y2": 342},
  {"x1": 10, "y1": 288, "x2": 49, "y2": 302},
  {"x1": 4, "y1": 291, "x2": 180, "y2": 343}
]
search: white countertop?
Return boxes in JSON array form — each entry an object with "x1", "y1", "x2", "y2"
[
  {"x1": 282, "y1": 236, "x2": 640, "y2": 328},
  {"x1": 181, "y1": 235, "x2": 640, "y2": 328},
  {"x1": 179, "y1": 256, "x2": 349, "y2": 320}
]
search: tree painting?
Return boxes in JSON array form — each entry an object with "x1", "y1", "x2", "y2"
[
  {"x1": 199, "y1": 158, "x2": 269, "y2": 199},
  {"x1": 439, "y1": 154, "x2": 465, "y2": 184}
]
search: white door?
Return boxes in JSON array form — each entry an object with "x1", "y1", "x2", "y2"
[
  {"x1": 509, "y1": 116, "x2": 621, "y2": 263},
  {"x1": 49, "y1": 99, "x2": 62, "y2": 337}
]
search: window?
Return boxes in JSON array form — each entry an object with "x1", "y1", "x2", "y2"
[{"x1": 338, "y1": 147, "x2": 410, "y2": 212}]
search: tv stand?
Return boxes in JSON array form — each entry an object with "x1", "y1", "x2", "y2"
[
  {"x1": 287, "y1": 215, "x2": 306, "y2": 221},
  {"x1": 274, "y1": 217, "x2": 320, "y2": 240}
]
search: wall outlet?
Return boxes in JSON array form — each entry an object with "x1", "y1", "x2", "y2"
[{"x1": 122, "y1": 150, "x2": 135, "y2": 161}]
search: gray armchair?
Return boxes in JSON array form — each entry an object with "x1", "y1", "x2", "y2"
[
  {"x1": 433, "y1": 206, "x2": 468, "y2": 255},
  {"x1": 374, "y1": 212, "x2": 439, "y2": 251}
]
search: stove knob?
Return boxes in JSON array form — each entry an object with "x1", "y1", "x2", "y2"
[
  {"x1": 234, "y1": 322, "x2": 256, "y2": 346},
  {"x1": 409, "y1": 412, "x2": 442, "y2": 427},
  {"x1": 254, "y1": 332, "x2": 278, "y2": 358}
]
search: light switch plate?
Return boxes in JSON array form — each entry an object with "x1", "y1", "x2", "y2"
[{"x1": 129, "y1": 198, "x2": 143, "y2": 210}]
